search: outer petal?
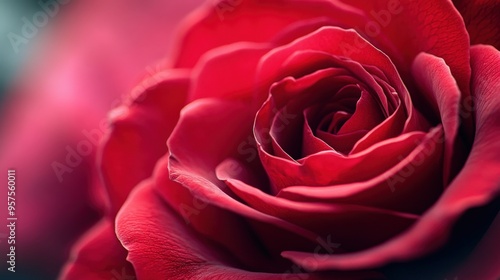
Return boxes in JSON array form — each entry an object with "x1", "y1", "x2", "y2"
[
  {"x1": 190, "y1": 42, "x2": 272, "y2": 102},
  {"x1": 171, "y1": 0, "x2": 362, "y2": 68},
  {"x1": 99, "y1": 70, "x2": 189, "y2": 215},
  {"x1": 342, "y1": 0, "x2": 471, "y2": 95},
  {"x1": 339, "y1": 0, "x2": 474, "y2": 136},
  {"x1": 280, "y1": 45, "x2": 500, "y2": 271},
  {"x1": 174, "y1": 0, "x2": 471, "y2": 103},
  {"x1": 116, "y1": 181, "x2": 378, "y2": 279},
  {"x1": 59, "y1": 220, "x2": 135, "y2": 280},
  {"x1": 453, "y1": 0, "x2": 500, "y2": 49}
]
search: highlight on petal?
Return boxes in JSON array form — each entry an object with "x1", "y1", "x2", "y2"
[{"x1": 412, "y1": 52, "x2": 463, "y2": 184}]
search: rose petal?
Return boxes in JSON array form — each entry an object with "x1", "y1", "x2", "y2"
[
  {"x1": 453, "y1": 0, "x2": 500, "y2": 49},
  {"x1": 168, "y1": 98, "x2": 320, "y2": 243},
  {"x1": 350, "y1": 98, "x2": 405, "y2": 154},
  {"x1": 117, "y1": 180, "x2": 377, "y2": 279},
  {"x1": 216, "y1": 158, "x2": 418, "y2": 252},
  {"x1": 278, "y1": 126, "x2": 444, "y2": 213},
  {"x1": 257, "y1": 124, "x2": 436, "y2": 196},
  {"x1": 174, "y1": 0, "x2": 472, "y2": 102},
  {"x1": 116, "y1": 181, "x2": 266, "y2": 279},
  {"x1": 154, "y1": 156, "x2": 285, "y2": 270},
  {"x1": 190, "y1": 42, "x2": 272, "y2": 102},
  {"x1": 257, "y1": 27, "x2": 406, "y2": 103},
  {"x1": 265, "y1": 68, "x2": 360, "y2": 159},
  {"x1": 344, "y1": 0, "x2": 471, "y2": 94},
  {"x1": 339, "y1": 89, "x2": 386, "y2": 135},
  {"x1": 280, "y1": 45, "x2": 500, "y2": 271},
  {"x1": 256, "y1": 27, "x2": 428, "y2": 135},
  {"x1": 59, "y1": 220, "x2": 134, "y2": 280},
  {"x1": 454, "y1": 212, "x2": 500, "y2": 280},
  {"x1": 318, "y1": 130, "x2": 368, "y2": 155},
  {"x1": 302, "y1": 113, "x2": 336, "y2": 155},
  {"x1": 412, "y1": 52, "x2": 462, "y2": 184},
  {"x1": 99, "y1": 70, "x2": 189, "y2": 215},
  {"x1": 171, "y1": 0, "x2": 363, "y2": 68}
]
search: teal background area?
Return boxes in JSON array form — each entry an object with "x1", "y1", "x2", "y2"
[{"x1": 0, "y1": 1, "x2": 40, "y2": 107}]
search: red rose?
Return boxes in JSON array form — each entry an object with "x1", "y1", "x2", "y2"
[{"x1": 61, "y1": 0, "x2": 500, "y2": 279}]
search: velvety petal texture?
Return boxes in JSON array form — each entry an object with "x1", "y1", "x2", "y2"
[
  {"x1": 453, "y1": 0, "x2": 500, "y2": 49},
  {"x1": 117, "y1": 180, "x2": 383, "y2": 279},
  {"x1": 64, "y1": 0, "x2": 500, "y2": 279}
]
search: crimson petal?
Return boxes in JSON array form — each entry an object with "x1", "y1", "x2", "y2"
[
  {"x1": 100, "y1": 70, "x2": 189, "y2": 215},
  {"x1": 59, "y1": 220, "x2": 134, "y2": 280},
  {"x1": 280, "y1": 45, "x2": 500, "y2": 271}
]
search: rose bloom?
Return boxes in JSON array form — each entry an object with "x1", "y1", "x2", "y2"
[{"x1": 61, "y1": 0, "x2": 500, "y2": 279}]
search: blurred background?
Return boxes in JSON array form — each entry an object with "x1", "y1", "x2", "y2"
[{"x1": 0, "y1": 1, "x2": 203, "y2": 279}]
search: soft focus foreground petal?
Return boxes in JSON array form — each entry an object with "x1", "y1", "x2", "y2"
[
  {"x1": 100, "y1": 70, "x2": 189, "y2": 216},
  {"x1": 59, "y1": 220, "x2": 134, "y2": 280},
  {"x1": 257, "y1": 27, "x2": 410, "y2": 105},
  {"x1": 117, "y1": 181, "x2": 378, "y2": 279}
]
